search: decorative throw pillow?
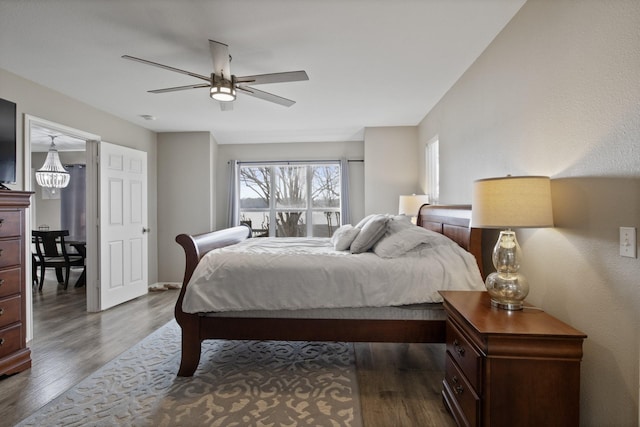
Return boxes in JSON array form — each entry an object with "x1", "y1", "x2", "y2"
[
  {"x1": 331, "y1": 224, "x2": 360, "y2": 251},
  {"x1": 373, "y1": 226, "x2": 442, "y2": 258},
  {"x1": 350, "y1": 214, "x2": 389, "y2": 254},
  {"x1": 386, "y1": 214, "x2": 413, "y2": 233},
  {"x1": 354, "y1": 214, "x2": 375, "y2": 229}
]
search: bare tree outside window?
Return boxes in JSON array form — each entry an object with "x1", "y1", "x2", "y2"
[{"x1": 239, "y1": 163, "x2": 341, "y2": 237}]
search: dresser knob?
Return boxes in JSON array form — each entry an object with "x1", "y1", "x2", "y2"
[
  {"x1": 0, "y1": 218, "x2": 4, "y2": 227},
  {"x1": 454, "y1": 384, "x2": 464, "y2": 395},
  {"x1": 0, "y1": 308, "x2": 3, "y2": 316},
  {"x1": 0, "y1": 278, "x2": 4, "y2": 286},
  {"x1": 0, "y1": 338, "x2": 4, "y2": 346},
  {"x1": 453, "y1": 339, "x2": 465, "y2": 357},
  {"x1": 0, "y1": 249, "x2": 3, "y2": 257}
]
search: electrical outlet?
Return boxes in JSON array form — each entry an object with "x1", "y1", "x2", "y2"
[{"x1": 619, "y1": 227, "x2": 637, "y2": 258}]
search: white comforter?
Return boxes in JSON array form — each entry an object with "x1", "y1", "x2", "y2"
[{"x1": 182, "y1": 232, "x2": 485, "y2": 313}]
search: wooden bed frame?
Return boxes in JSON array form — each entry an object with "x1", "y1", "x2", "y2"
[{"x1": 174, "y1": 204, "x2": 482, "y2": 376}]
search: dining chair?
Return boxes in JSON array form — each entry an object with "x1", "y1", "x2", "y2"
[{"x1": 32, "y1": 230, "x2": 85, "y2": 290}]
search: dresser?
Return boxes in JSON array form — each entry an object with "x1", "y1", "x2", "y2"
[
  {"x1": 439, "y1": 291, "x2": 586, "y2": 427},
  {"x1": 0, "y1": 190, "x2": 32, "y2": 376}
]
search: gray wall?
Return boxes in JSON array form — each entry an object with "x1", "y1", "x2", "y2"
[
  {"x1": 364, "y1": 126, "x2": 420, "y2": 215},
  {"x1": 418, "y1": 1, "x2": 640, "y2": 425},
  {"x1": 157, "y1": 132, "x2": 217, "y2": 282}
]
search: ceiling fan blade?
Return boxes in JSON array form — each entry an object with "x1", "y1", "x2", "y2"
[
  {"x1": 236, "y1": 70, "x2": 309, "y2": 85},
  {"x1": 122, "y1": 55, "x2": 210, "y2": 82},
  {"x1": 148, "y1": 83, "x2": 210, "y2": 94},
  {"x1": 237, "y1": 86, "x2": 295, "y2": 107},
  {"x1": 209, "y1": 40, "x2": 231, "y2": 80}
]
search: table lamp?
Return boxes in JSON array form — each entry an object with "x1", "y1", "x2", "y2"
[
  {"x1": 398, "y1": 194, "x2": 430, "y2": 224},
  {"x1": 471, "y1": 176, "x2": 553, "y2": 310}
]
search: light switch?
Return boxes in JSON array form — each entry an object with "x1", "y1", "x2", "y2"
[{"x1": 619, "y1": 227, "x2": 637, "y2": 258}]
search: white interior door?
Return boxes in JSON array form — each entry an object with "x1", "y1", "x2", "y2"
[{"x1": 99, "y1": 141, "x2": 148, "y2": 310}]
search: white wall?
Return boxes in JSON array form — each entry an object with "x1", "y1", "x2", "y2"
[
  {"x1": 216, "y1": 140, "x2": 365, "y2": 230},
  {"x1": 418, "y1": 1, "x2": 640, "y2": 425},
  {"x1": 364, "y1": 126, "x2": 420, "y2": 215},
  {"x1": 0, "y1": 68, "x2": 159, "y2": 284},
  {"x1": 157, "y1": 132, "x2": 217, "y2": 282}
]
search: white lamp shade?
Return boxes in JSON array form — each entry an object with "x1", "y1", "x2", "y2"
[
  {"x1": 471, "y1": 176, "x2": 553, "y2": 228},
  {"x1": 398, "y1": 194, "x2": 430, "y2": 216}
]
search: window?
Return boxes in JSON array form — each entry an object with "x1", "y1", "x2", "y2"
[
  {"x1": 238, "y1": 162, "x2": 342, "y2": 237},
  {"x1": 425, "y1": 137, "x2": 439, "y2": 204}
]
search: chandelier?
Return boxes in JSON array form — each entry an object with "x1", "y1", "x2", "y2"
[{"x1": 35, "y1": 135, "x2": 70, "y2": 189}]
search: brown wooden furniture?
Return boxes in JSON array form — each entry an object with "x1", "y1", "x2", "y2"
[
  {"x1": 440, "y1": 291, "x2": 586, "y2": 427},
  {"x1": 174, "y1": 205, "x2": 483, "y2": 377},
  {"x1": 32, "y1": 230, "x2": 84, "y2": 290},
  {"x1": 0, "y1": 190, "x2": 32, "y2": 376}
]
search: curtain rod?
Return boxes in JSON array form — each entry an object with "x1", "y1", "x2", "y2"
[{"x1": 230, "y1": 159, "x2": 364, "y2": 165}]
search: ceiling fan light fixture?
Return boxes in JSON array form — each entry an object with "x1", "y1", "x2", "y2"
[{"x1": 210, "y1": 74, "x2": 236, "y2": 102}]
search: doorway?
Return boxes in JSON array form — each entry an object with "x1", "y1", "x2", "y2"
[{"x1": 24, "y1": 115, "x2": 99, "y2": 340}]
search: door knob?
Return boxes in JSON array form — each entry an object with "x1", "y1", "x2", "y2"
[{"x1": 142, "y1": 227, "x2": 151, "y2": 234}]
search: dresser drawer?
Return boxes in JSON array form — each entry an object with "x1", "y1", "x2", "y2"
[
  {"x1": 0, "y1": 239, "x2": 21, "y2": 268},
  {"x1": 0, "y1": 322, "x2": 22, "y2": 359},
  {"x1": 0, "y1": 210, "x2": 21, "y2": 238},
  {"x1": 444, "y1": 354, "x2": 480, "y2": 427},
  {"x1": 446, "y1": 320, "x2": 482, "y2": 391},
  {"x1": 0, "y1": 266, "x2": 21, "y2": 298},
  {"x1": 0, "y1": 294, "x2": 21, "y2": 328}
]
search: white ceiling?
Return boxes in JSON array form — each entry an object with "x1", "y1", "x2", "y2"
[{"x1": 0, "y1": 0, "x2": 525, "y2": 146}]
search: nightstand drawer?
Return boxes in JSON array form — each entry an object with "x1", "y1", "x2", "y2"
[
  {"x1": 0, "y1": 322, "x2": 22, "y2": 359},
  {"x1": 0, "y1": 294, "x2": 21, "y2": 328},
  {"x1": 445, "y1": 354, "x2": 480, "y2": 427},
  {"x1": 0, "y1": 210, "x2": 21, "y2": 239},
  {"x1": 0, "y1": 267, "x2": 21, "y2": 298},
  {"x1": 446, "y1": 320, "x2": 482, "y2": 391},
  {"x1": 0, "y1": 239, "x2": 21, "y2": 268}
]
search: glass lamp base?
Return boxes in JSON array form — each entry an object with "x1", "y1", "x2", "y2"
[
  {"x1": 485, "y1": 271, "x2": 529, "y2": 311},
  {"x1": 490, "y1": 298, "x2": 524, "y2": 310}
]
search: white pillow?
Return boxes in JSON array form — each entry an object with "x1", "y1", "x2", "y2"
[
  {"x1": 350, "y1": 214, "x2": 389, "y2": 254},
  {"x1": 354, "y1": 214, "x2": 375, "y2": 229},
  {"x1": 373, "y1": 226, "x2": 443, "y2": 258},
  {"x1": 331, "y1": 225, "x2": 361, "y2": 251},
  {"x1": 386, "y1": 214, "x2": 413, "y2": 233}
]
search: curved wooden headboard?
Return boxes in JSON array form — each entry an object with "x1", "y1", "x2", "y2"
[{"x1": 416, "y1": 204, "x2": 484, "y2": 278}]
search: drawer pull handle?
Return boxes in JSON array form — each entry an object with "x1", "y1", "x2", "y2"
[
  {"x1": 451, "y1": 376, "x2": 464, "y2": 394},
  {"x1": 0, "y1": 278, "x2": 4, "y2": 286},
  {"x1": 0, "y1": 308, "x2": 3, "y2": 316},
  {"x1": 0, "y1": 338, "x2": 4, "y2": 346},
  {"x1": 453, "y1": 339, "x2": 465, "y2": 357},
  {"x1": 0, "y1": 218, "x2": 4, "y2": 227},
  {"x1": 0, "y1": 249, "x2": 3, "y2": 256}
]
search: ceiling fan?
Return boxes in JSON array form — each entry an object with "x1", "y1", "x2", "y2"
[{"x1": 123, "y1": 40, "x2": 308, "y2": 110}]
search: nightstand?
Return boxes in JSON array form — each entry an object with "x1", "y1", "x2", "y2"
[{"x1": 439, "y1": 291, "x2": 586, "y2": 427}]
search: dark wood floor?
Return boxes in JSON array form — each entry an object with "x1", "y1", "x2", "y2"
[{"x1": 0, "y1": 271, "x2": 455, "y2": 427}]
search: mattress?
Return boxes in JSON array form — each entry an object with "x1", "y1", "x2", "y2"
[{"x1": 182, "y1": 232, "x2": 485, "y2": 314}]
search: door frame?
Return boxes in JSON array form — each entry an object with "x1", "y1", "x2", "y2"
[{"x1": 23, "y1": 115, "x2": 101, "y2": 340}]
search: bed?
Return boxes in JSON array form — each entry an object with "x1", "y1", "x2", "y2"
[{"x1": 174, "y1": 204, "x2": 484, "y2": 377}]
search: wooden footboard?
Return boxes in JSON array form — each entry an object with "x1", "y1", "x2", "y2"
[{"x1": 174, "y1": 206, "x2": 483, "y2": 377}]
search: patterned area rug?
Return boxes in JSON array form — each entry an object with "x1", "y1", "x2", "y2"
[{"x1": 17, "y1": 320, "x2": 362, "y2": 427}]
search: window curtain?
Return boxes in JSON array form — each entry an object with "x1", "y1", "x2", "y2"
[
  {"x1": 61, "y1": 164, "x2": 86, "y2": 240},
  {"x1": 227, "y1": 160, "x2": 240, "y2": 227},
  {"x1": 340, "y1": 157, "x2": 350, "y2": 225}
]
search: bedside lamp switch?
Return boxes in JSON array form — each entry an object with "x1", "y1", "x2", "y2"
[{"x1": 619, "y1": 227, "x2": 637, "y2": 258}]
